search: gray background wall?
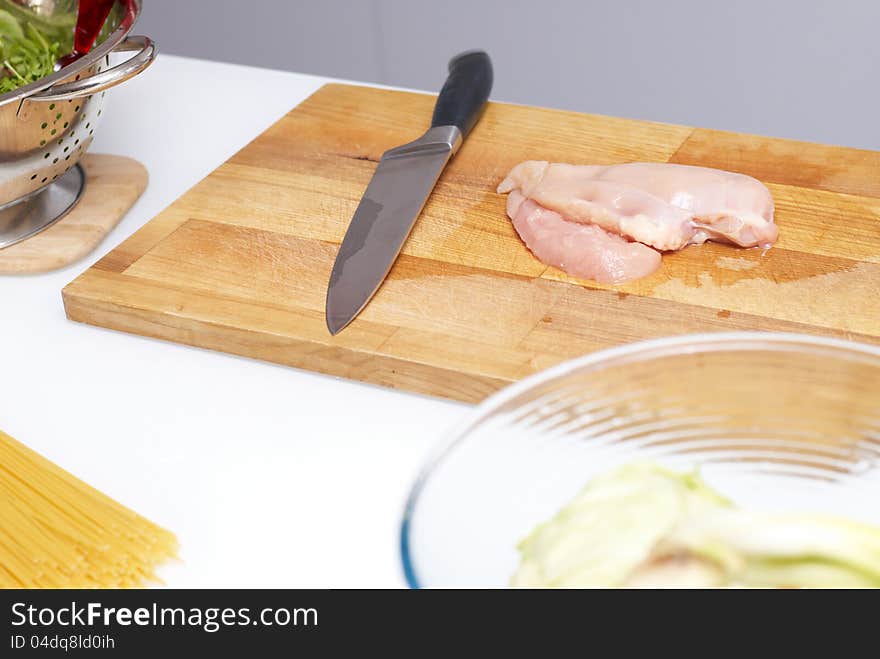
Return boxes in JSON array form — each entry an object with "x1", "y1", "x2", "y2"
[{"x1": 138, "y1": 0, "x2": 879, "y2": 150}]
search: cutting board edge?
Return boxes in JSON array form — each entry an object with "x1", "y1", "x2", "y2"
[
  {"x1": 316, "y1": 82, "x2": 880, "y2": 158},
  {"x1": 61, "y1": 281, "x2": 511, "y2": 404}
]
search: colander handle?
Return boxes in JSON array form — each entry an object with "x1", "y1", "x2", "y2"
[{"x1": 27, "y1": 36, "x2": 157, "y2": 103}]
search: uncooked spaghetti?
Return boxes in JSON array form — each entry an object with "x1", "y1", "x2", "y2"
[{"x1": 0, "y1": 430, "x2": 178, "y2": 588}]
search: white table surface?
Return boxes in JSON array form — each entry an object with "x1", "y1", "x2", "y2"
[{"x1": 0, "y1": 54, "x2": 465, "y2": 588}]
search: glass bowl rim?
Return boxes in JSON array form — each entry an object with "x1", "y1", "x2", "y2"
[{"x1": 399, "y1": 331, "x2": 880, "y2": 588}]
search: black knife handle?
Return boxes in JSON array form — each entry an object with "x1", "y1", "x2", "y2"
[{"x1": 431, "y1": 50, "x2": 493, "y2": 139}]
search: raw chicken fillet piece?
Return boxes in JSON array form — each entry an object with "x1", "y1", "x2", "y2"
[{"x1": 497, "y1": 161, "x2": 778, "y2": 283}]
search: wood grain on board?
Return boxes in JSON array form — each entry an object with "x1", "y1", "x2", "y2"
[
  {"x1": 0, "y1": 155, "x2": 147, "y2": 274},
  {"x1": 63, "y1": 84, "x2": 880, "y2": 402}
]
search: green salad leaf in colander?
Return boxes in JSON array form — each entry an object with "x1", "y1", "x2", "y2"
[{"x1": 0, "y1": 7, "x2": 68, "y2": 95}]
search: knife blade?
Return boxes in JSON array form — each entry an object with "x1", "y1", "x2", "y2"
[{"x1": 325, "y1": 50, "x2": 493, "y2": 335}]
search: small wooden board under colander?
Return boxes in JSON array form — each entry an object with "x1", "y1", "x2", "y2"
[
  {"x1": 0, "y1": 154, "x2": 147, "y2": 274},
  {"x1": 61, "y1": 84, "x2": 880, "y2": 403}
]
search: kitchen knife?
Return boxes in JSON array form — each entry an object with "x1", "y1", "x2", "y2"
[{"x1": 325, "y1": 51, "x2": 494, "y2": 335}]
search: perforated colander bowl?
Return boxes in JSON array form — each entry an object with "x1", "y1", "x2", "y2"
[{"x1": 0, "y1": 0, "x2": 155, "y2": 210}]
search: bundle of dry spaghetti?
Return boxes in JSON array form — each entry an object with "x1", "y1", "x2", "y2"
[{"x1": 0, "y1": 430, "x2": 178, "y2": 588}]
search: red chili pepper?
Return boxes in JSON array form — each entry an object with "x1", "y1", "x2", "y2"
[{"x1": 58, "y1": 0, "x2": 117, "y2": 68}]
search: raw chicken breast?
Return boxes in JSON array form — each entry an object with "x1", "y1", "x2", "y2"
[
  {"x1": 506, "y1": 190, "x2": 661, "y2": 284},
  {"x1": 497, "y1": 161, "x2": 778, "y2": 283}
]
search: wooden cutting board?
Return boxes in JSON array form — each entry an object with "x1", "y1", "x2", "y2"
[
  {"x1": 62, "y1": 84, "x2": 880, "y2": 402},
  {"x1": 0, "y1": 155, "x2": 147, "y2": 273}
]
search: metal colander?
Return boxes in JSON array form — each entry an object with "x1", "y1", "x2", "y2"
[{"x1": 0, "y1": 0, "x2": 155, "y2": 245}]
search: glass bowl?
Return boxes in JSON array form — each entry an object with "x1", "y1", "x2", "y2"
[{"x1": 401, "y1": 332, "x2": 880, "y2": 587}]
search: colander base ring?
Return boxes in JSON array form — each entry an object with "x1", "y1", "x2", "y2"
[{"x1": 0, "y1": 165, "x2": 86, "y2": 250}]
